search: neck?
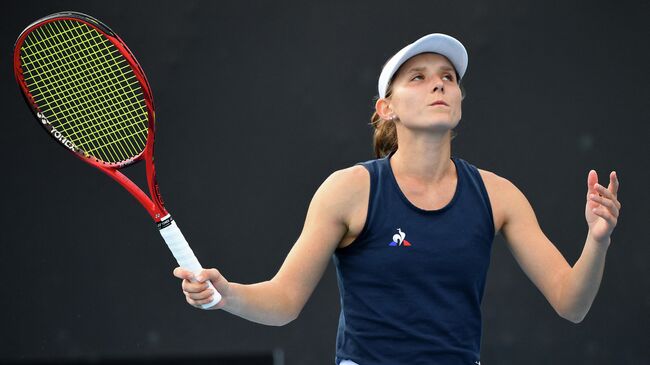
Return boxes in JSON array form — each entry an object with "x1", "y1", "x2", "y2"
[{"x1": 390, "y1": 128, "x2": 453, "y2": 184}]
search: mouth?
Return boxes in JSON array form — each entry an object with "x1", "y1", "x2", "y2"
[{"x1": 429, "y1": 100, "x2": 449, "y2": 107}]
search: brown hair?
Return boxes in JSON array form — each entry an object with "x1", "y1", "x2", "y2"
[
  {"x1": 370, "y1": 110, "x2": 397, "y2": 159},
  {"x1": 370, "y1": 73, "x2": 464, "y2": 158}
]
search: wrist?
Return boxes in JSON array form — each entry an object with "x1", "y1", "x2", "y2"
[
  {"x1": 219, "y1": 282, "x2": 238, "y2": 312},
  {"x1": 587, "y1": 231, "x2": 611, "y2": 249}
]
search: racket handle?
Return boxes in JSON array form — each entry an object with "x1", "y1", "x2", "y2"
[{"x1": 158, "y1": 216, "x2": 222, "y2": 309}]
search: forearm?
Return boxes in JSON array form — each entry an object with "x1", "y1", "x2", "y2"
[
  {"x1": 558, "y1": 233, "x2": 610, "y2": 323},
  {"x1": 221, "y1": 279, "x2": 298, "y2": 326}
]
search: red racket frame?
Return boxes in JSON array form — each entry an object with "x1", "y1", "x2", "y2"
[{"x1": 14, "y1": 12, "x2": 168, "y2": 221}]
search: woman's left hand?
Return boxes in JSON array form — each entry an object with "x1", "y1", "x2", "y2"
[{"x1": 585, "y1": 170, "x2": 621, "y2": 245}]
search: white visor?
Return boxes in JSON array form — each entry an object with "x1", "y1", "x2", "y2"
[{"x1": 377, "y1": 33, "x2": 468, "y2": 98}]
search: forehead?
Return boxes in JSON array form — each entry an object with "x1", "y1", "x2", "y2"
[{"x1": 396, "y1": 52, "x2": 455, "y2": 76}]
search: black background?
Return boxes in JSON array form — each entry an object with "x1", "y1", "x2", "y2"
[{"x1": 1, "y1": 1, "x2": 649, "y2": 364}]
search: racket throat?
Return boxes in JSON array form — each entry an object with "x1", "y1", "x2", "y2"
[
  {"x1": 144, "y1": 140, "x2": 167, "y2": 220},
  {"x1": 97, "y1": 166, "x2": 168, "y2": 221},
  {"x1": 156, "y1": 214, "x2": 174, "y2": 230}
]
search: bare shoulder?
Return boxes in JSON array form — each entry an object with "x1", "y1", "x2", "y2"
[
  {"x1": 476, "y1": 168, "x2": 526, "y2": 234},
  {"x1": 321, "y1": 164, "x2": 369, "y2": 193},
  {"x1": 310, "y1": 164, "x2": 369, "y2": 221},
  {"x1": 313, "y1": 165, "x2": 370, "y2": 248},
  {"x1": 477, "y1": 168, "x2": 518, "y2": 194},
  {"x1": 272, "y1": 165, "x2": 371, "y2": 314}
]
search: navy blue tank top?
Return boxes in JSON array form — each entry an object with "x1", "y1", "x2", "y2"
[{"x1": 332, "y1": 153, "x2": 495, "y2": 365}]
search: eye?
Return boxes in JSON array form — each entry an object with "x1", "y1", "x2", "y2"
[
  {"x1": 442, "y1": 73, "x2": 455, "y2": 82},
  {"x1": 410, "y1": 74, "x2": 424, "y2": 81}
]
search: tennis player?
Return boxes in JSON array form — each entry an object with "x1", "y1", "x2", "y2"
[{"x1": 173, "y1": 34, "x2": 621, "y2": 364}]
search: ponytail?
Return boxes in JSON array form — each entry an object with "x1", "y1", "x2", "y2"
[{"x1": 371, "y1": 111, "x2": 398, "y2": 158}]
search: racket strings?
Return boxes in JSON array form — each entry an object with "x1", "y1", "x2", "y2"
[
  {"x1": 28, "y1": 20, "x2": 147, "y2": 162},
  {"x1": 26, "y1": 20, "x2": 147, "y2": 162},
  {"x1": 22, "y1": 24, "x2": 145, "y2": 165},
  {"x1": 22, "y1": 23, "x2": 138, "y2": 162},
  {"x1": 20, "y1": 19, "x2": 149, "y2": 164},
  {"x1": 24, "y1": 27, "x2": 139, "y2": 119}
]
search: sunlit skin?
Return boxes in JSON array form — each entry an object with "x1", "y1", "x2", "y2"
[
  {"x1": 374, "y1": 53, "x2": 462, "y2": 189},
  {"x1": 586, "y1": 170, "x2": 620, "y2": 243},
  {"x1": 377, "y1": 53, "x2": 462, "y2": 134},
  {"x1": 375, "y1": 53, "x2": 621, "y2": 247},
  {"x1": 173, "y1": 50, "x2": 621, "y2": 328}
]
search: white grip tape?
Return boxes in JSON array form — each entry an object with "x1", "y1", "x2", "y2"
[{"x1": 159, "y1": 218, "x2": 222, "y2": 309}]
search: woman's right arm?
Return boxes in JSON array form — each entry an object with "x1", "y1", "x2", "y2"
[{"x1": 173, "y1": 165, "x2": 369, "y2": 326}]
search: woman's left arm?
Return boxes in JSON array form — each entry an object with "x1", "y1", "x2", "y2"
[{"x1": 492, "y1": 169, "x2": 620, "y2": 323}]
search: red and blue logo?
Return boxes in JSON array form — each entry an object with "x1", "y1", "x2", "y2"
[{"x1": 388, "y1": 228, "x2": 411, "y2": 247}]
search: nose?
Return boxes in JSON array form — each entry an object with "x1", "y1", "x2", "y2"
[{"x1": 431, "y1": 76, "x2": 444, "y2": 93}]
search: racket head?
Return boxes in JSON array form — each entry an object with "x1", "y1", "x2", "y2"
[{"x1": 14, "y1": 11, "x2": 156, "y2": 169}]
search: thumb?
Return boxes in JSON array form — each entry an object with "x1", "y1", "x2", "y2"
[
  {"x1": 196, "y1": 268, "x2": 221, "y2": 283},
  {"x1": 173, "y1": 267, "x2": 194, "y2": 280}
]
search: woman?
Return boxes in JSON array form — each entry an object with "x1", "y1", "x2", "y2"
[{"x1": 174, "y1": 34, "x2": 621, "y2": 364}]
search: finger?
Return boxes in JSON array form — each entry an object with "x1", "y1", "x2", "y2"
[
  {"x1": 587, "y1": 170, "x2": 598, "y2": 196},
  {"x1": 594, "y1": 183, "x2": 616, "y2": 201},
  {"x1": 591, "y1": 206, "x2": 617, "y2": 226},
  {"x1": 182, "y1": 280, "x2": 210, "y2": 293},
  {"x1": 608, "y1": 171, "x2": 619, "y2": 196},
  {"x1": 173, "y1": 267, "x2": 194, "y2": 280},
  {"x1": 593, "y1": 185, "x2": 621, "y2": 210},
  {"x1": 589, "y1": 194, "x2": 619, "y2": 217},
  {"x1": 189, "y1": 296, "x2": 215, "y2": 307},
  {"x1": 185, "y1": 288, "x2": 214, "y2": 301}
]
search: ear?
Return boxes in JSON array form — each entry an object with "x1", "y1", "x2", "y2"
[{"x1": 375, "y1": 97, "x2": 395, "y2": 120}]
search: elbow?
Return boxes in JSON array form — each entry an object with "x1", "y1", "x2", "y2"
[
  {"x1": 279, "y1": 299, "x2": 305, "y2": 326},
  {"x1": 255, "y1": 311, "x2": 298, "y2": 327},
  {"x1": 562, "y1": 314, "x2": 584, "y2": 324},
  {"x1": 266, "y1": 306, "x2": 301, "y2": 327},
  {"x1": 553, "y1": 271, "x2": 588, "y2": 324},
  {"x1": 272, "y1": 311, "x2": 300, "y2": 327},
  {"x1": 554, "y1": 295, "x2": 587, "y2": 323},
  {"x1": 267, "y1": 292, "x2": 303, "y2": 327},
  {"x1": 559, "y1": 309, "x2": 587, "y2": 324},
  {"x1": 285, "y1": 307, "x2": 302, "y2": 325},
  {"x1": 259, "y1": 278, "x2": 309, "y2": 326}
]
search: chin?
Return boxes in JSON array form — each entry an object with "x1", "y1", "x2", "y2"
[{"x1": 411, "y1": 119, "x2": 459, "y2": 133}]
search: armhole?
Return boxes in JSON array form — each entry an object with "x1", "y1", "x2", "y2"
[
  {"x1": 335, "y1": 162, "x2": 376, "y2": 252},
  {"x1": 458, "y1": 158, "x2": 495, "y2": 239},
  {"x1": 474, "y1": 167, "x2": 496, "y2": 239}
]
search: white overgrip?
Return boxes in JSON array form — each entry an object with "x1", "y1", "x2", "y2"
[{"x1": 158, "y1": 216, "x2": 221, "y2": 309}]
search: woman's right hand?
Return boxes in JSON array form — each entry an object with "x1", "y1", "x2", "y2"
[{"x1": 173, "y1": 267, "x2": 230, "y2": 310}]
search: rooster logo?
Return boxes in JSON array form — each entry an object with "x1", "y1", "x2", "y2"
[{"x1": 388, "y1": 228, "x2": 412, "y2": 247}]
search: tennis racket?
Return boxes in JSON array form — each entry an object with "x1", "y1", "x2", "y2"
[{"x1": 13, "y1": 11, "x2": 221, "y2": 308}]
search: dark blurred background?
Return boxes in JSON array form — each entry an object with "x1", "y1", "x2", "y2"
[{"x1": 2, "y1": 1, "x2": 648, "y2": 364}]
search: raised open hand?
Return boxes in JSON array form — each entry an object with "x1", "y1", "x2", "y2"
[{"x1": 585, "y1": 170, "x2": 621, "y2": 245}]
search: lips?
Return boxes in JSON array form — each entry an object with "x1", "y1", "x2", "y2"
[{"x1": 430, "y1": 100, "x2": 448, "y2": 106}]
